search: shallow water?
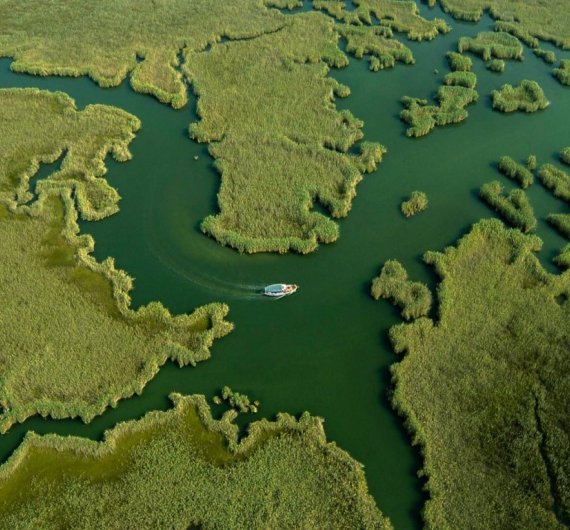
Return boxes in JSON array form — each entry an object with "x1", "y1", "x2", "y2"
[{"x1": 1, "y1": 3, "x2": 569, "y2": 528}]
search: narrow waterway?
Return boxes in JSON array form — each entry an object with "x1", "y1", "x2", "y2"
[{"x1": 1, "y1": 3, "x2": 569, "y2": 528}]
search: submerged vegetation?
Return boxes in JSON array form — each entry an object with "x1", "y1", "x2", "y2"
[
  {"x1": 480, "y1": 181, "x2": 536, "y2": 233},
  {"x1": 381, "y1": 220, "x2": 570, "y2": 529},
  {"x1": 0, "y1": 394, "x2": 390, "y2": 529},
  {"x1": 554, "y1": 60, "x2": 570, "y2": 86},
  {"x1": 371, "y1": 260, "x2": 431, "y2": 320},
  {"x1": 491, "y1": 80, "x2": 549, "y2": 113},
  {"x1": 458, "y1": 32, "x2": 523, "y2": 62},
  {"x1": 0, "y1": 89, "x2": 231, "y2": 432},
  {"x1": 498, "y1": 155, "x2": 534, "y2": 188},
  {"x1": 401, "y1": 191, "x2": 429, "y2": 217}
]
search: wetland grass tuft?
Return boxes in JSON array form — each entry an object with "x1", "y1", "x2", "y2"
[
  {"x1": 480, "y1": 181, "x2": 536, "y2": 233},
  {"x1": 491, "y1": 80, "x2": 549, "y2": 113},
  {"x1": 447, "y1": 51, "x2": 472, "y2": 72},
  {"x1": 538, "y1": 164, "x2": 570, "y2": 202},
  {"x1": 401, "y1": 191, "x2": 429, "y2": 217},
  {"x1": 458, "y1": 32, "x2": 523, "y2": 62},
  {"x1": 486, "y1": 58, "x2": 505, "y2": 72},
  {"x1": 554, "y1": 60, "x2": 570, "y2": 86},
  {"x1": 560, "y1": 147, "x2": 570, "y2": 166},
  {"x1": 498, "y1": 156, "x2": 534, "y2": 188}
]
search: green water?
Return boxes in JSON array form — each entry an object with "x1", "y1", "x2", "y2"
[{"x1": 1, "y1": 4, "x2": 570, "y2": 528}]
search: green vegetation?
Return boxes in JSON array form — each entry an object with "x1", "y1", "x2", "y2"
[
  {"x1": 444, "y1": 71, "x2": 477, "y2": 88},
  {"x1": 371, "y1": 260, "x2": 431, "y2": 320},
  {"x1": 313, "y1": 0, "x2": 363, "y2": 24},
  {"x1": 480, "y1": 181, "x2": 536, "y2": 233},
  {"x1": 492, "y1": 80, "x2": 549, "y2": 113},
  {"x1": 185, "y1": 12, "x2": 385, "y2": 253},
  {"x1": 554, "y1": 244, "x2": 570, "y2": 269},
  {"x1": 498, "y1": 155, "x2": 534, "y2": 188},
  {"x1": 0, "y1": 88, "x2": 231, "y2": 432},
  {"x1": 561, "y1": 147, "x2": 570, "y2": 166},
  {"x1": 428, "y1": 0, "x2": 570, "y2": 49},
  {"x1": 401, "y1": 85, "x2": 479, "y2": 137},
  {"x1": 486, "y1": 58, "x2": 505, "y2": 72},
  {"x1": 215, "y1": 387, "x2": 260, "y2": 414},
  {"x1": 337, "y1": 24, "x2": 415, "y2": 71},
  {"x1": 538, "y1": 164, "x2": 570, "y2": 202},
  {"x1": 401, "y1": 191, "x2": 429, "y2": 217},
  {"x1": 384, "y1": 219, "x2": 570, "y2": 529},
  {"x1": 534, "y1": 48, "x2": 557, "y2": 64},
  {"x1": 0, "y1": 394, "x2": 390, "y2": 529},
  {"x1": 554, "y1": 60, "x2": 570, "y2": 86},
  {"x1": 528, "y1": 154, "x2": 538, "y2": 171},
  {"x1": 447, "y1": 51, "x2": 472, "y2": 72},
  {"x1": 458, "y1": 32, "x2": 523, "y2": 62},
  {"x1": 548, "y1": 214, "x2": 570, "y2": 239}
]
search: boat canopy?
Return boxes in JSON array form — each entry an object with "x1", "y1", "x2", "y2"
[{"x1": 265, "y1": 283, "x2": 286, "y2": 293}]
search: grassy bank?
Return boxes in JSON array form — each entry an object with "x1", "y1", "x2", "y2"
[
  {"x1": 0, "y1": 88, "x2": 231, "y2": 432},
  {"x1": 491, "y1": 80, "x2": 549, "y2": 113},
  {"x1": 0, "y1": 394, "x2": 390, "y2": 529},
  {"x1": 554, "y1": 60, "x2": 570, "y2": 86},
  {"x1": 381, "y1": 220, "x2": 570, "y2": 529}
]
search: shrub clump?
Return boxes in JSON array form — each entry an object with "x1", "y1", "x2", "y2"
[
  {"x1": 491, "y1": 80, "x2": 549, "y2": 113},
  {"x1": 498, "y1": 155, "x2": 534, "y2": 188},
  {"x1": 401, "y1": 191, "x2": 429, "y2": 217},
  {"x1": 371, "y1": 260, "x2": 432, "y2": 320},
  {"x1": 480, "y1": 181, "x2": 536, "y2": 233}
]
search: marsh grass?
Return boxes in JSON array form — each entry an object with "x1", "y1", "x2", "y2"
[
  {"x1": 429, "y1": 0, "x2": 570, "y2": 49},
  {"x1": 561, "y1": 147, "x2": 570, "y2": 166},
  {"x1": 554, "y1": 60, "x2": 570, "y2": 86},
  {"x1": 0, "y1": 394, "x2": 390, "y2": 529},
  {"x1": 444, "y1": 71, "x2": 477, "y2": 88},
  {"x1": 480, "y1": 181, "x2": 536, "y2": 232},
  {"x1": 447, "y1": 51, "x2": 472, "y2": 72},
  {"x1": 401, "y1": 190, "x2": 429, "y2": 217},
  {"x1": 371, "y1": 260, "x2": 432, "y2": 320},
  {"x1": 538, "y1": 164, "x2": 570, "y2": 202},
  {"x1": 0, "y1": 89, "x2": 231, "y2": 432},
  {"x1": 534, "y1": 48, "x2": 557, "y2": 64},
  {"x1": 486, "y1": 58, "x2": 505, "y2": 72},
  {"x1": 498, "y1": 155, "x2": 534, "y2": 188},
  {"x1": 458, "y1": 32, "x2": 523, "y2": 62},
  {"x1": 491, "y1": 80, "x2": 549, "y2": 113},
  {"x1": 383, "y1": 219, "x2": 570, "y2": 529}
]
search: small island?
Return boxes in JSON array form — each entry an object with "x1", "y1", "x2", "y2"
[
  {"x1": 401, "y1": 191, "x2": 429, "y2": 217},
  {"x1": 492, "y1": 80, "x2": 549, "y2": 113}
]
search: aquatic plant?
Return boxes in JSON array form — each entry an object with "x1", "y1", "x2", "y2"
[
  {"x1": 480, "y1": 181, "x2": 536, "y2": 233},
  {"x1": 313, "y1": 0, "x2": 364, "y2": 24},
  {"x1": 371, "y1": 260, "x2": 432, "y2": 320},
  {"x1": 527, "y1": 154, "x2": 538, "y2": 171},
  {"x1": 498, "y1": 156, "x2": 534, "y2": 188},
  {"x1": 217, "y1": 386, "x2": 260, "y2": 414},
  {"x1": 486, "y1": 58, "x2": 505, "y2": 72},
  {"x1": 401, "y1": 85, "x2": 479, "y2": 137},
  {"x1": 0, "y1": 394, "x2": 391, "y2": 528},
  {"x1": 538, "y1": 164, "x2": 570, "y2": 202},
  {"x1": 401, "y1": 191, "x2": 429, "y2": 217},
  {"x1": 547, "y1": 213, "x2": 570, "y2": 239},
  {"x1": 491, "y1": 80, "x2": 549, "y2": 113},
  {"x1": 185, "y1": 13, "x2": 385, "y2": 254},
  {"x1": 383, "y1": 219, "x2": 570, "y2": 529},
  {"x1": 561, "y1": 147, "x2": 570, "y2": 166},
  {"x1": 427, "y1": 0, "x2": 570, "y2": 49},
  {"x1": 554, "y1": 60, "x2": 570, "y2": 86},
  {"x1": 458, "y1": 32, "x2": 523, "y2": 62},
  {"x1": 554, "y1": 244, "x2": 570, "y2": 269},
  {"x1": 337, "y1": 24, "x2": 415, "y2": 71},
  {"x1": 0, "y1": 88, "x2": 232, "y2": 432},
  {"x1": 444, "y1": 71, "x2": 477, "y2": 88},
  {"x1": 447, "y1": 51, "x2": 472, "y2": 72},
  {"x1": 533, "y1": 48, "x2": 557, "y2": 64}
]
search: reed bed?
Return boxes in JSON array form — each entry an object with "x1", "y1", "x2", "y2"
[
  {"x1": 184, "y1": 13, "x2": 385, "y2": 254},
  {"x1": 444, "y1": 71, "x2": 477, "y2": 89},
  {"x1": 548, "y1": 214, "x2": 570, "y2": 239},
  {"x1": 486, "y1": 58, "x2": 505, "y2": 72},
  {"x1": 458, "y1": 32, "x2": 523, "y2": 62},
  {"x1": 480, "y1": 181, "x2": 536, "y2": 233},
  {"x1": 538, "y1": 164, "x2": 570, "y2": 202},
  {"x1": 561, "y1": 147, "x2": 570, "y2": 166},
  {"x1": 498, "y1": 155, "x2": 534, "y2": 188},
  {"x1": 533, "y1": 48, "x2": 557, "y2": 64},
  {"x1": 0, "y1": 394, "x2": 390, "y2": 529},
  {"x1": 491, "y1": 80, "x2": 549, "y2": 113},
  {"x1": 384, "y1": 219, "x2": 570, "y2": 529},
  {"x1": 401, "y1": 191, "x2": 429, "y2": 217},
  {"x1": 554, "y1": 60, "x2": 570, "y2": 86},
  {"x1": 427, "y1": 0, "x2": 570, "y2": 49},
  {"x1": 447, "y1": 51, "x2": 472, "y2": 72},
  {"x1": 313, "y1": 0, "x2": 363, "y2": 24},
  {"x1": 371, "y1": 260, "x2": 432, "y2": 320},
  {"x1": 0, "y1": 88, "x2": 231, "y2": 433}
]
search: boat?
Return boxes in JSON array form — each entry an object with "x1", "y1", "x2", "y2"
[{"x1": 264, "y1": 283, "x2": 298, "y2": 298}]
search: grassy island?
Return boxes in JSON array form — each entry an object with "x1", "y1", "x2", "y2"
[
  {"x1": 491, "y1": 80, "x2": 549, "y2": 113},
  {"x1": 371, "y1": 260, "x2": 431, "y2": 320},
  {"x1": 498, "y1": 155, "x2": 534, "y2": 188},
  {"x1": 561, "y1": 147, "x2": 570, "y2": 166},
  {"x1": 0, "y1": 394, "x2": 390, "y2": 529},
  {"x1": 0, "y1": 89, "x2": 231, "y2": 432},
  {"x1": 480, "y1": 181, "x2": 536, "y2": 233},
  {"x1": 458, "y1": 32, "x2": 523, "y2": 62},
  {"x1": 538, "y1": 164, "x2": 570, "y2": 202},
  {"x1": 447, "y1": 51, "x2": 472, "y2": 72},
  {"x1": 427, "y1": 1, "x2": 570, "y2": 49},
  {"x1": 554, "y1": 60, "x2": 570, "y2": 86},
  {"x1": 401, "y1": 191, "x2": 429, "y2": 217},
  {"x1": 379, "y1": 219, "x2": 570, "y2": 529},
  {"x1": 486, "y1": 58, "x2": 505, "y2": 72},
  {"x1": 534, "y1": 48, "x2": 557, "y2": 64}
]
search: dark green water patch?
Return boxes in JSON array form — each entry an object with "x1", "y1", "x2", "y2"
[{"x1": 1, "y1": 4, "x2": 570, "y2": 528}]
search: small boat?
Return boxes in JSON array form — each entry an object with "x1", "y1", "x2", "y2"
[{"x1": 264, "y1": 283, "x2": 298, "y2": 298}]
